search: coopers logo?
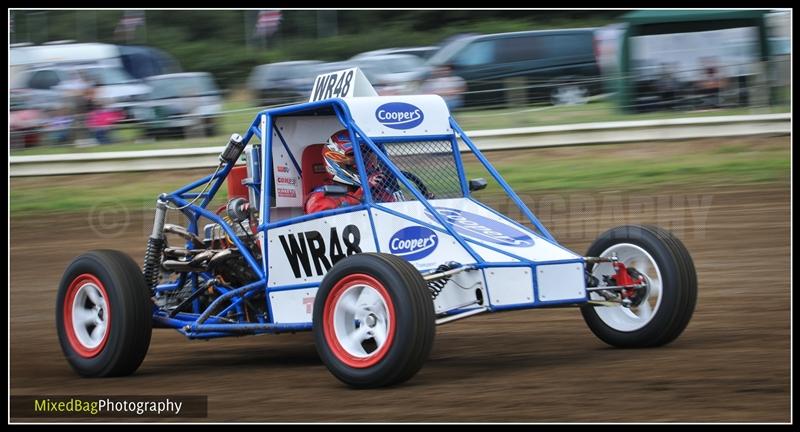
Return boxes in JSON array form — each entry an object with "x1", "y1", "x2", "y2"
[
  {"x1": 426, "y1": 207, "x2": 534, "y2": 248},
  {"x1": 389, "y1": 226, "x2": 438, "y2": 261},
  {"x1": 375, "y1": 102, "x2": 424, "y2": 130}
]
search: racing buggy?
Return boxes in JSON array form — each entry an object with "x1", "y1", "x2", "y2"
[{"x1": 57, "y1": 68, "x2": 697, "y2": 388}]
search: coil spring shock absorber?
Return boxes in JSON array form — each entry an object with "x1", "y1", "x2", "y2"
[
  {"x1": 143, "y1": 199, "x2": 168, "y2": 291},
  {"x1": 427, "y1": 262, "x2": 460, "y2": 299}
]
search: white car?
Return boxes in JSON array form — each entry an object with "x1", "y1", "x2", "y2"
[
  {"x1": 131, "y1": 72, "x2": 223, "y2": 138},
  {"x1": 15, "y1": 64, "x2": 151, "y2": 116},
  {"x1": 350, "y1": 54, "x2": 428, "y2": 95}
]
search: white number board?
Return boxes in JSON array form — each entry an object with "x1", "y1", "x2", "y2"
[{"x1": 309, "y1": 67, "x2": 377, "y2": 102}]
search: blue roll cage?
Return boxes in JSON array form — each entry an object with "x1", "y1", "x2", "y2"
[{"x1": 152, "y1": 98, "x2": 574, "y2": 339}]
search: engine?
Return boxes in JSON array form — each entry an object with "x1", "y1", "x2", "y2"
[
  {"x1": 142, "y1": 133, "x2": 269, "y2": 321},
  {"x1": 148, "y1": 196, "x2": 265, "y2": 321}
]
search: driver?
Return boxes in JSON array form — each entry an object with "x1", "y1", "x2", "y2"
[{"x1": 304, "y1": 129, "x2": 403, "y2": 214}]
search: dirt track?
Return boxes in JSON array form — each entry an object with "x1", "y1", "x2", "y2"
[{"x1": 10, "y1": 181, "x2": 790, "y2": 422}]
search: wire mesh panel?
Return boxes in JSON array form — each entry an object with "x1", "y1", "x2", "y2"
[{"x1": 363, "y1": 139, "x2": 463, "y2": 203}]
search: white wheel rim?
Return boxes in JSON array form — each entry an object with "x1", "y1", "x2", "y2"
[
  {"x1": 332, "y1": 283, "x2": 391, "y2": 359},
  {"x1": 71, "y1": 282, "x2": 109, "y2": 349},
  {"x1": 591, "y1": 243, "x2": 663, "y2": 332},
  {"x1": 552, "y1": 85, "x2": 588, "y2": 105}
]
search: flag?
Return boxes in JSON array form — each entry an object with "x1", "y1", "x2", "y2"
[
  {"x1": 116, "y1": 10, "x2": 145, "y2": 40},
  {"x1": 255, "y1": 10, "x2": 282, "y2": 37}
]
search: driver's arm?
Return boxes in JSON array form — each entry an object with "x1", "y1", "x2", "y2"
[{"x1": 304, "y1": 188, "x2": 363, "y2": 214}]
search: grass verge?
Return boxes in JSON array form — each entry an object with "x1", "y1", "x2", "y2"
[
  {"x1": 10, "y1": 136, "x2": 788, "y2": 216},
  {"x1": 10, "y1": 99, "x2": 789, "y2": 156}
]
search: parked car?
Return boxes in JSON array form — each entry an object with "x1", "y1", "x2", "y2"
[
  {"x1": 312, "y1": 61, "x2": 350, "y2": 76},
  {"x1": 425, "y1": 28, "x2": 603, "y2": 107},
  {"x1": 248, "y1": 61, "x2": 324, "y2": 106},
  {"x1": 350, "y1": 46, "x2": 440, "y2": 61},
  {"x1": 14, "y1": 64, "x2": 152, "y2": 117},
  {"x1": 10, "y1": 42, "x2": 181, "y2": 82},
  {"x1": 132, "y1": 72, "x2": 223, "y2": 139},
  {"x1": 350, "y1": 54, "x2": 428, "y2": 95},
  {"x1": 118, "y1": 45, "x2": 182, "y2": 79}
]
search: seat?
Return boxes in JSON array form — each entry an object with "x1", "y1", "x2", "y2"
[{"x1": 301, "y1": 143, "x2": 329, "y2": 196}]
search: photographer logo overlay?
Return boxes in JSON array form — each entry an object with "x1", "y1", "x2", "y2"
[{"x1": 11, "y1": 395, "x2": 208, "y2": 418}]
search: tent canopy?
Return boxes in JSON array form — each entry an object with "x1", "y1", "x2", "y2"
[
  {"x1": 621, "y1": 9, "x2": 769, "y2": 25},
  {"x1": 615, "y1": 9, "x2": 772, "y2": 112}
]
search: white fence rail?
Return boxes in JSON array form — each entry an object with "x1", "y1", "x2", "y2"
[{"x1": 10, "y1": 113, "x2": 790, "y2": 177}]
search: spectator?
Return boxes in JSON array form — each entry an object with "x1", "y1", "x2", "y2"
[
  {"x1": 420, "y1": 64, "x2": 467, "y2": 111},
  {"x1": 696, "y1": 58, "x2": 726, "y2": 109},
  {"x1": 9, "y1": 95, "x2": 44, "y2": 149},
  {"x1": 63, "y1": 71, "x2": 98, "y2": 146},
  {"x1": 45, "y1": 106, "x2": 74, "y2": 145},
  {"x1": 56, "y1": 71, "x2": 91, "y2": 98},
  {"x1": 656, "y1": 63, "x2": 681, "y2": 109},
  {"x1": 86, "y1": 101, "x2": 124, "y2": 145}
]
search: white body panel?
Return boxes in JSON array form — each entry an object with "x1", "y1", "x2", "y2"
[
  {"x1": 432, "y1": 269, "x2": 486, "y2": 314},
  {"x1": 309, "y1": 67, "x2": 377, "y2": 102},
  {"x1": 469, "y1": 244, "x2": 520, "y2": 263},
  {"x1": 266, "y1": 211, "x2": 377, "y2": 287},
  {"x1": 377, "y1": 198, "x2": 581, "y2": 263},
  {"x1": 484, "y1": 268, "x2": 535, "y2": 307},
  {"x1": 269, "y1": 288, "x2": 318, "y2": 324},
  {"x1": 271, "y1": 134, "x2": 303, "y2": 207},
  {"x1": 271, "y1": 116, "x2": 345, "y2": 208},
  {"x1": 255, "y1": 81, "x2": 588, "y2": 322},
  {"x1": 536, "y1": 262, "x2": 587, "y2": 302},
  {"x1": 369, "y1": 208, "x2": 475, "y2": 271},
  {"x1": 262, "y1": 196, "x2": 585, "y2": 321},
  {"x1": 343, "y1": 95, "x2": 453, "y2": 137}
]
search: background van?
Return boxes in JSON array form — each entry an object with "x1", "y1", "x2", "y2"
[{"x1": 426, "y1": 28, "x2": 603, "y2": 107}]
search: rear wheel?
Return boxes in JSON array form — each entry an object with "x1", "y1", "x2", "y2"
[
  {"x1": 313, "y1": 253, "x2": 435, "y2": 388},
  {"x1": 56, "y1": 250, "x2": 152, "y2": 377},
  {"x1": 581, "y1": 225, "x2": 697, "y2": 348}
]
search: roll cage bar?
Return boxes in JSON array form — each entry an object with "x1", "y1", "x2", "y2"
[{"x1": 152, "y1": 97, "x2": 555, "y2": 338}]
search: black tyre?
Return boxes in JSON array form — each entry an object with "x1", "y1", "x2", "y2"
[
  {"x1": 313, "y1": 253, "x2": 435, "y2": 388},
  {"x1": 56, "y1": 250, "x2": 152, "y2": 377},
  {"x1": 580, "y1": 225, "x2": 697, "y2": 348}
]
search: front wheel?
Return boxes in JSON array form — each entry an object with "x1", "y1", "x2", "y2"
[
  {"x1": 56, "y1": 250, "x2": 152, "y2": 377},
  {"x1": 581, "y1": 225, "x2": 697, "y2": 348},
  {"x1": 549, "y1": 80, "x2": 589, "y2": 106},
  {"x1": 313, "y1": 253, "x2": 435, "y2": 388}
]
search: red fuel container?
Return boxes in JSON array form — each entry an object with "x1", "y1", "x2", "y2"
[{"x1": 227, "y1": 165, "x2": 249, "y2": 200}]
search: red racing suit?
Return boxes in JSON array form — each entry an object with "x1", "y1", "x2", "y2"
[
  {"x1": 304, "y1": 174, "x2": 400, "y2": 214},
  {"x1": 304, "y1": 185, "x2": 364, "y2": 214}
]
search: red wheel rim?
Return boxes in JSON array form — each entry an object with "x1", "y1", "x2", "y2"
[
  {"x1": 323, "y1": 273, "x2": 396, "y2": 368},
  {"x1": 63, "y1": 273, "x2": 111, "y2": 358}
]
